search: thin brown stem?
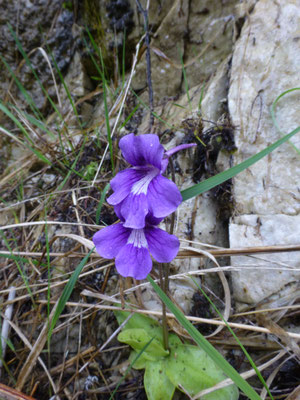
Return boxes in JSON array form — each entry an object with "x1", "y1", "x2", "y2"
[{"x1": 135, "y1": 0, "x2": 154, "y2": 130}]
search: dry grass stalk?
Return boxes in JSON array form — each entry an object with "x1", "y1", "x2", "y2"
[
  {"x1": 15, "y1": 299, "x2": 60, "y2": 393},
  {"x1": 37, "y1": 298, "x2": 300, "y2": 341}
]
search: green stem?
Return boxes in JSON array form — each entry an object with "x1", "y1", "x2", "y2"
[{"x1": 159, "y1": 263, "x2": 169, "y2": 350}]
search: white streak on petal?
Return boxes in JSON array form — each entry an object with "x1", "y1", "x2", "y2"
[
  {"x1": 131, "y1": 167, "x2": 159, "y2": 195},
  {"x1": 127, "y1": 229, "x2": 148, "y2": 248}
]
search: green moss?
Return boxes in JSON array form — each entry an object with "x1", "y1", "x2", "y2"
[{"x1": 83, "y1": 0, "x2": 114, "y2": 77}]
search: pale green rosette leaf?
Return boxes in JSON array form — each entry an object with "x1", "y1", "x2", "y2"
[
  {"x1": 128, "y1": 350, "x2": 148, "y2": 370},
  {"x1": 166, "y1": 344, "x2": 239, "y2": 400},
  {"x1": 117, "y1": 328, "x2": 169, "y2": 361},
  {"x1": 114, "y1": 309, "x2": 164, "y2": 339},
  {"x1": 144, "y1": 360, "x2": 176, "y2": 400}
]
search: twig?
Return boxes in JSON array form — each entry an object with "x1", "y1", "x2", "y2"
[
  {"x1": 136, "y1": 0, "x2": 154, "y2": 130},
  {"x1": 38, "y1": 300, "x2": 300, "y2": 340},
  {"x1": 7, "y1": 318, "x2": 59, "y2": 397},
  {"x1": 0, "y1": 286, "x2": 16, "y2": 377},
  {"x1": 76, "y1": 313, "x2": 133, "y2": 375},
  {"x1": 16, "y1": 299, "x2": 60, "y2": 392},
  {"x1": 91, "y1": 34, "x2": 145, "y2": 187}
]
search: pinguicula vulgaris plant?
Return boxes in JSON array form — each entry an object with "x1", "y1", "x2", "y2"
[
  {"x1": 114, "y1": 309, "x2": 239, "y2": 400},
  {"x1": 93, "y1": 133, "x2": 239, "y2": 400},
  {"x1": 93, "y1": 133, "x2": 195, "y2": 279}
]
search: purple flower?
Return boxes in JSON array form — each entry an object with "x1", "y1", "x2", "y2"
[
  {"x1": 107, "y1": 134, "x2": 195, "y2": 229},
  {"x1": 93, "y1": 217, "x2": 179, "y2": 280}
]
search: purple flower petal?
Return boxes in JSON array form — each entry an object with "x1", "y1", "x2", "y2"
[
  {"x1": 147, "y1": 175, "x2": 182, "y2": 218},
  {"x1": 164, "y1": 143, "x2": 196, "y2": 158},
  {"x1": 116, "y1": 244, "x2": 152, "y2": 280},
  {"x1": 119, "y1": 133, "x2": 164, "y2": 169},
  {"x1": 93, "y1": 223, "x2": 130, "y2": 258},
  {"x1": 107, "y1": 169, "x2": 143, "y2": 205},
  {"x1": 145, "y1": 226, "x2": 179, "y2": 263},
  {"x1": 113, "y1": 202, "x2": 124, "y2": 221},
  {"x1": 161, "y1": 143, "x2": 197, "y2": 173},
  {"x1": 145, "y1": 213, "x2": 164, "y2": 226},
  {"x1": 120, "y1": 193, "x2": 149, "y2": 229}
]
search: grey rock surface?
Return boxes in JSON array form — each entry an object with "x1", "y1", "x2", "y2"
[
  {"x1": 0, "y1": 0, "x2": 75, "y2": 114},
  {"x1": 132, "y1": 0, "x2": 237, "y2": 102},
  {"x1": 229, "y1": 214, "x2": 300, "y2": 304},
  {"x1": 228, "y1": 0, "x2": 300, "y2": 304}
]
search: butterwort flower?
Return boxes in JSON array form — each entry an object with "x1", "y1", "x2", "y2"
[
  {"x1": 93, "y1": 215, "x2": 179, "y2": 280},
  {"x1": 107, "y1": 133, "x2": 196, "y2": 229}
]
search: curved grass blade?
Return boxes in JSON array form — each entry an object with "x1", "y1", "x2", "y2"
[
  {"x1": 0, "y1": 55, "x2": 43, "y2": 122},
  {"x1": 181, "y1": 125, "x2": 300, "y2": 201},
  {"x1": 270, "y1": 87, "x2": 300, "y2": 155},
  {"x1": 147, "y1": 276, "x2": 261, "y2": 400},
  {"x1": 0, "y1": 102, "x2": 51, "y2": 165},
  {"x1": 7, "y1": 24, "x2": 63, "y2": 121}
]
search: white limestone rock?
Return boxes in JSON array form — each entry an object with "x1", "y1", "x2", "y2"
[
  {"x1": 228, "y1": 0, "x2": 300, "y2": 305},
  {"x1": 230, "y1": 214, "x2": 300, "y2": 304},
  {"x1": 228, "y1": 0, "x2": 300, "y2": 216}
]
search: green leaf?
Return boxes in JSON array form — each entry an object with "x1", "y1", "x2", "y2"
[
  {"x1": 109, "y1": 338, "x2": 155, "y2": 400},
  {"x1": 117, "y1": 328, "x2": 168, "y2": 360},
  {"x1": 147, "y1": 276, "x2": 261, "y2": 400},
  {"x1": 128, "y1": 350, "x2": 148, "y2": 370},
  {"x1": 168, "y1": 333, "x2": 182, "y2": 347},
  {"x1": 114, "y1": 309, "x2": 163, "y2": 339},
  {"x1": 166, "y1": 343, "x2": 239, "y2": 399},
  {"x1": 144, "y1": 360, "x2": 176, "y2": 400},
  {"x1": 181, "y1": 125, "x2": 300, "y2": 201}
]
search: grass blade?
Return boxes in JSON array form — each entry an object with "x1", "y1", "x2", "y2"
[
  {"x1": 0, "y1": 102, "x2": 51, "y2": 165},
  {"x1": 49, "y1": 47, "x2": 82, "y2": 129},
  {"x1": 84, "y1": 27, "x2": 114, "y2": 173},
  {"x1": 147, "y1": 276, "x2": 261, "y2": 400},
  {"x1": 270, "y1": 87, "x2": 300, "y2": 155},
  {"x1": 181, "y1": 125, "x2": 300, "y2": 201},
  {"x1": 7, "y1": 24, "x2": 63, "y2": 121},
  {"x1": 131, "y1": 89, "x2": 175, "y2": 129},
  {"x1": 191, "y1": 277, "x2": 273, "y2": 399},
  {"x1": 96, "y1": 183, "x2": 110, "y2": 224},
  {"x1": 47, "y1": 248, "x2": 94, "y2": 340},
  {"x1": 0, "y1": 54, "x2": 43, "y2": 122},
  {"x1": 0, "y1": 231, "x2": 35, "y2": 306},
  {"x1": 109, "y1": 338, "x2": 154, "y2": 400}
]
